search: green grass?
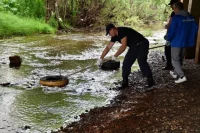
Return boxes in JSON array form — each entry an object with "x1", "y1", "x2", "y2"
[{"x1": 0, "y1": 12, "x2": 55, "y2": 37}]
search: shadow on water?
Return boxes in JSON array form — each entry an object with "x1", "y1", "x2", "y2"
[{"x1": 0, "y1": 31, "x2": 166, "y2": 132}]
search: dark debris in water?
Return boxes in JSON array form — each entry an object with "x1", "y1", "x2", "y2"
[
  {"x1": 21, "y1": 125, "x2": 31, "y2": 130},
  {"x1": 53, "y1": 51, "x2": 200, "y2": 133},
  {"x1": 0, "y1": 82, "x2": 10, "y2": 87}
]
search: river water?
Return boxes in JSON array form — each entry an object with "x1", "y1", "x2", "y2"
[{"x1": 0, "y1": 31, "x2": 166, "y2": 133}]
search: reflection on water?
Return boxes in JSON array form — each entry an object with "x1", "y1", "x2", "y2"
[
  {"x1": 0, "y1": 31, "x2": 165, "y2": 132},
  {"x1": 14, "y1": 88, "x2": 110, "y2": 132}
]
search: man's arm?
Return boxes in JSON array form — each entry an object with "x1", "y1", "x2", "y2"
[
  {"x1": 165, "y1": 17, "x2": 173, "y2": 29},
  {"x1": 114, "y1": 37, "x2": 127, "y2": 57},
  {"x1": 100, "y1": 41, "x2": 115, "y2": 59},
  {"x1": 167, "y1": 17, "x2": 177, "y2": 41}
]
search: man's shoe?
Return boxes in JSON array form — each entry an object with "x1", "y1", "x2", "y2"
[
  {"x1": 170, "y1": 71, "x2": 177, "y2": 79},
  {"x1": 162, "y1": 65, "x2": 173, "y2": 70},
  {"x1": 175, "y1": 76, "x2": 187, "y2": 83},
  {"x1": 119, "y1": 79, "x2": 128, "y2": 90},
  {"x1": 146, "y1": 78, "x2": 155, "y2": 88}
]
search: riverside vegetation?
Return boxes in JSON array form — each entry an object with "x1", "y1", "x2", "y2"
[{"x1": 0, "y1": 0, "x2": 171, "y2": 37}]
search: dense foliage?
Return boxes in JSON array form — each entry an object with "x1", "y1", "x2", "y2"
[
  {"x1": 0, "y1": 0, "x2": 172, "y2": 36},
  {"x1": 0, "y1": 0, "x2": 45, "y2": 18},
  {"x1": 56, "y1": 0, "x2": 171, "y2": 28}
]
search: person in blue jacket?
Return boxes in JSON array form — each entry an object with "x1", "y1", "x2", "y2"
[
  {"x1": 165, "y1": 2, "x2": 198, "y2": 83},
  {"x1": 162, "y1": 0, "x2": 180, "y2": 70}
]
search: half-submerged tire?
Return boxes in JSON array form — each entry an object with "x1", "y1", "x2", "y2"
[
  {"x1": 39, "y1": 75, "x2": 69, "y2": 87},
  {"x1": 101, "y1": 60, "x2": 120, "y2": 70}
]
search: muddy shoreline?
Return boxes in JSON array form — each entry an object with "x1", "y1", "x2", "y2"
[{"x1": 54, "y1": 51, "x2": 200, "y2": 133}]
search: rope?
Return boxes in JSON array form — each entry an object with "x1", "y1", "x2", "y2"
[
  {"x1": 66, "y1": 59, "x2": 110, "y2": 77},
  {"x1": 67, "y1": 64, "x2": 96, "y2": 77},
  {"x1": 0, "y1": 44, "x2": 166, "y2": 86},
  {"x1": 66, "y1": 44, "x2": 166, "y2": 77}
]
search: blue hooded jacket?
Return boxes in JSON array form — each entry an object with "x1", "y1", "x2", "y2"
[{"x1": 166, "y1": 10, "x2": 198, "y2": 48}]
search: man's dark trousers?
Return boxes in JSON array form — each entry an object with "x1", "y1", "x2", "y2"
[
  {"x1": 122, "y1": 40, "x2": 153, "y2": 81},
  {"x1": 164, "y1": 45, "x2": 172, "y2": 67}
]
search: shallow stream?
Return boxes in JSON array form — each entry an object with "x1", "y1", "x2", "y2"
[{"x1": 0, "y1": 31, "x2": 166, "y2": 133}]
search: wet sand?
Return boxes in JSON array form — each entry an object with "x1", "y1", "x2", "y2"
[{"x1": 54, "y1": 50, "x2": 200, "y2": 133}]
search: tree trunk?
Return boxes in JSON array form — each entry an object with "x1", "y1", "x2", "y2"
[{"x1": 45, "y1": 0, "x2": 56, "y2": 23}]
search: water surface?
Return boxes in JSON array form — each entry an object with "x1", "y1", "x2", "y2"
[{"x1": 0, "y1": 31, "x2": 166, "y2": 132}]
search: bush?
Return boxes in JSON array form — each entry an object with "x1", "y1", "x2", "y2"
[
  {"x1": 0, "y1": 12, "x2": 55, "y2": 37},
  {"x1": 47, "y1": 14, "x2": 59, "y2": 29},
  {"x1": 0, "y1": 0, "x2": 45, "y2": 19}
]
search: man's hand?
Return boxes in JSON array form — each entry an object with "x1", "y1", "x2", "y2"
[
  {"x1": 165, "y1": 41, "x2": 170, "y2": 46},
  {"x1": 111, "y1": 55, "x2": 117, "y2": 61},
  {"x1": 164, "y1": 34, "x2": 168, "y2": 40},
  {"x1": 165, "y1": 24, "x2": 169, "y2": 29},
  {"x1": 96, "y1": 58, "x2": 102, "y2": 66}
]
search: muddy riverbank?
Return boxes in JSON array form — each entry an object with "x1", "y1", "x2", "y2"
[{"x1": 55, "y1": 51, "x2": 200, "y2": 133}]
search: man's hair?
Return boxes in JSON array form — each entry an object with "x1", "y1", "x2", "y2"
[
  {"x1": 174, "y1": 2, "x2": 184, "y2": 10},
  {"x1": 168, "y1": 0, "x2": 180, "y2": 5}
]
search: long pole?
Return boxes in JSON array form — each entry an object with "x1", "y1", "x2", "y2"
[
  {"x1": 149, "y1": 45, "x2": 165, "y2": 50},
  {"x1": 195, "y1": 18, "x2": 200, "y2": 64}
]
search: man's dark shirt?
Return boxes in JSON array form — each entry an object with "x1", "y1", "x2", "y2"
[
  {"x1": 110, "y1": 27, "x2": 146, "y2": 47},
  {"x1": 170, "y1": 11, "x2": 175, "y2": 18}
]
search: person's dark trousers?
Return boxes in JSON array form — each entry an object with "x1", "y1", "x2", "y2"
[
  {"x1": 164, "y1": 45, "x2": 172, "y2": 67},
  {"x1": 122, "y1": 40, "x2": 154, "y2": 87}
]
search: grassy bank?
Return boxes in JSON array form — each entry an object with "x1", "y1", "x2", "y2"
[{"x1": 0, "y1": 12, "x2": 55, "y2": 37}]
